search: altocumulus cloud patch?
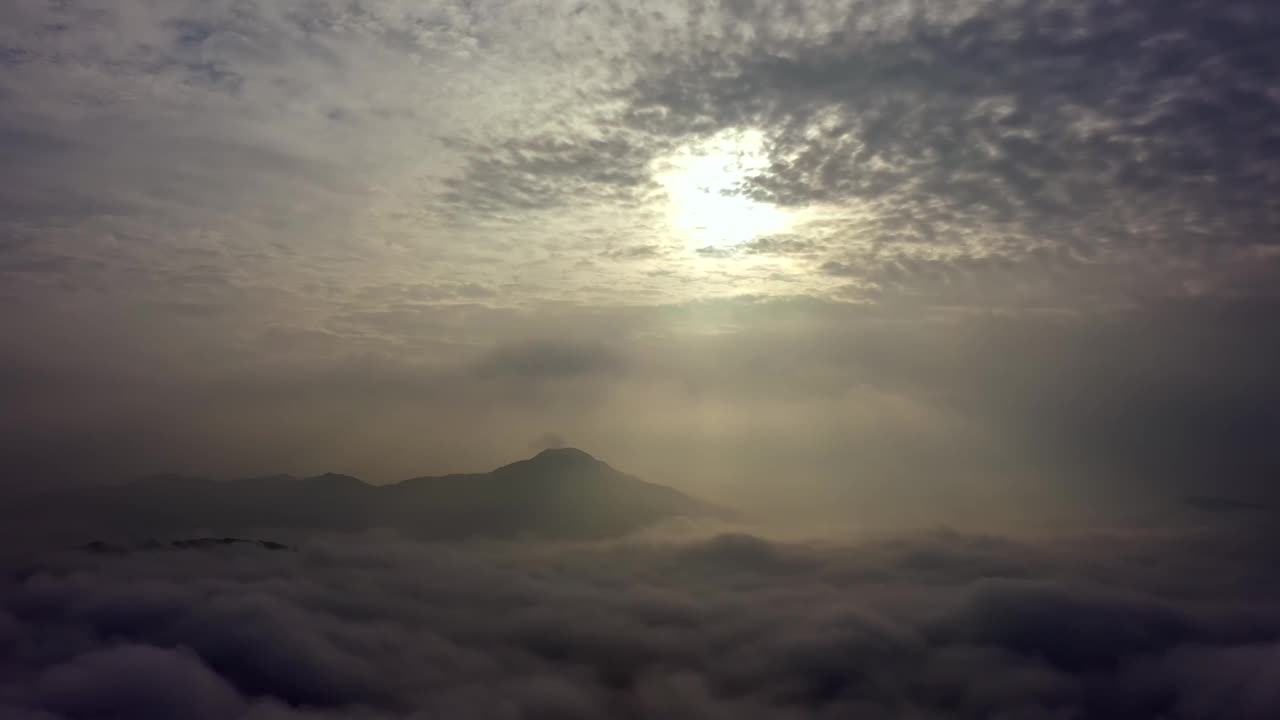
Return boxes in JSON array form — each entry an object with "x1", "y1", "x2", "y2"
[{"x1": 2, "y1": 528, "x2": 1279, "y2": 719}]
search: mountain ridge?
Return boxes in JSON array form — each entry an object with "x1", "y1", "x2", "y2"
[
  {"x1": 123, "y1": 447, "x2": 630, "y2": 489},
  {"x1": 12, "y1": 448, "x2": 730, "y2": 542}
]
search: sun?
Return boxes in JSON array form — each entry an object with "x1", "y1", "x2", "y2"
[{"x1": 655, "y1": 129, "x2": 789, "y2": 247}]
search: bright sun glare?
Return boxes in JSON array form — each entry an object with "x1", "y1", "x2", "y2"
[{"x1": 656, "y1": 129, "x2": 789, "y2": 247}]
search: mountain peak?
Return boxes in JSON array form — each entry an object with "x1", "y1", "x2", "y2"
[
  {"x1": 532, "y1": 447, "x2": 597, "y2": 463},
  {"x1": 24, "y1": 448, "x2": 729, "y2": 542},
  {"x1": 302, "y1": 472, "x2": 367, "y2": 487},
  {"x1": 488, "y1": 447, "x2": 609, "y2": 478},
  {"x1": 524, "y1": 447, "x2": 607, "y2": 471}
]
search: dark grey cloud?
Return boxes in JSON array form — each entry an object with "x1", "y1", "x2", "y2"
[
  {"x1": 604, "y1": 244, "x2": 666, "y2": 260},
  {"x1": 4, "y1": 0, "x2": 1279, "y2": 310},
  {"x1": 694, "y1": 245, "x2": 735, "y2": 259},
  {"x1": 739, "y1": 236, "x2": 822, "y2": 257},
  {"x1": 473, "y1": 337, "x2": 626, "y2": 381},
  {"x1": 441, "y1": 131, "x2": 665, "y2": 217},
  {"x1": 818, "y1": 260, "x2": 859, "y2": 278},
  {"x1": 625, "y1": 0, "x2": 1280, "y2": 215},
  {"x1": 426, "y1": 0, "x2": 1280, "y2": 304},
  {"x1": 36, "y1": 645, "x2": 246, "y2": 720},
  {"x1": 2, "y1": 528, "x2": 1279, "y2": 719}
]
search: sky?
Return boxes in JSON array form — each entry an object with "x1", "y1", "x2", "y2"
[{"x1": 3, "y1": 0, "x2": 1280, "y2": 526}]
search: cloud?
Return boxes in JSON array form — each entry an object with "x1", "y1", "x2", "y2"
[
  {"x1": 818, "y1": 260, "x2": 859, "y2": 277},
  {"x1": 473, "y1": 338, "x2": 626, "y2": 381},
  {"x1": 1183, "y1": 496, "x2": 1272, "y2": 514},
  {"x1": 413, "y1": 0, "x2": 1280, "y2": 304},
  {"x1": 928, "y1": 579, "x2": 1196, "y2": 672},
  {"x1": 604, "y1": 244, "x2": 665, "y2": 260},
  {"x1": 2, "y1": 527, "x2": 1279, "y2": 719},
  {"x1": 440, "y1": 130, "x2": 664, "y2": 217},
  {"x1": 739, "y1": 236, "x2": 821, "y2": 257},
  {"x1": 531, "y1": 432, "x2": 568, "y2": 451},
  {"x1": 36, "y1": 645, "x2": 246, "y2": 720},
  {"x1": 695, "y1": 246, "x2": 735, "y2": 259},
  {"x1": 2, "y1": 0, "x2": 1279, "y2": 314}
]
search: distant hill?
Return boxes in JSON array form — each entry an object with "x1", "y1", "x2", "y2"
[
  {"x1": 81, "y1": 537, "x2": 295, "y2": 554},
  {"x1": 9, "y1": 448, "x2": 730, "y2": 542}
]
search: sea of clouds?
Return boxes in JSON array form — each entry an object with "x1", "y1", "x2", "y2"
[{"x1": 3, "y1": 525, "x2": 1278, "y2": 719}]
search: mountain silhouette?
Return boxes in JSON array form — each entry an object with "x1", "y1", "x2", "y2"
[
  {"x1": 82, "y1": 537, "x2": 295, "y2": 554},
  {"x1": 13, "y1": 449, "x2": 729, "y2": 542}
]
